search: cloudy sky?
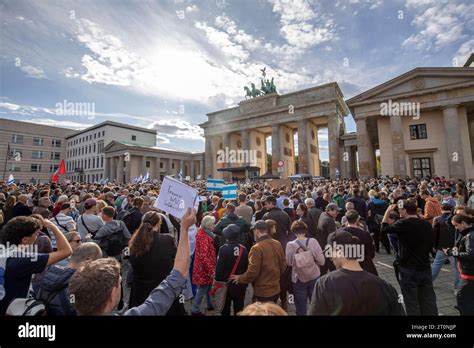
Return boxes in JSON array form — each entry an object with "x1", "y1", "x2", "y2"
[{"x1": 1, "y1": 0, "x2": 473, "y2": 159}]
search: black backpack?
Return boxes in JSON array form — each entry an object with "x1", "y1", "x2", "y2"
[{"x1": 101, "y1": 227, "x2": 129, "y2": 257}]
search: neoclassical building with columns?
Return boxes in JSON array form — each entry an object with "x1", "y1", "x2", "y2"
[
  {"x1": 347, "y1": 63, "x2": 474, "y2": 180},
  {"x1": 200, "y1": 82, "x2": 351, "y2": 180},
  {"x1": 104, "y1": 141, "x2": 204, "y2": 183}
]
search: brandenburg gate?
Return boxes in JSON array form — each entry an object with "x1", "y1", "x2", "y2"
[{"x1": 200, "y1": 79, "x2": 352, "y2": 180}]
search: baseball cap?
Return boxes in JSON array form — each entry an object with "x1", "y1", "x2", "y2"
[{"x1": 84, "y1": 198, "x2": 97, "y2": 209}]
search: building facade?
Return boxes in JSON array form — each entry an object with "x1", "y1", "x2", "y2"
[
  {"x1": 0, "y1": 118, "x2": 69, "y2": 184},
  {"x1": 104, "y1": 141, "x2": 204, "y2": 183},
  {"x1": 347, "y1": 66, "x2": 474, "y2": 180},
  {"x1": 65, "y1": 121, "x2": 157, "y2": 182}
]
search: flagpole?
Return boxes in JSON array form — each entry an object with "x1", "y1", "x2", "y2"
[{"x1": 2, "y1": 143, "x2": 10, "y2": 183}]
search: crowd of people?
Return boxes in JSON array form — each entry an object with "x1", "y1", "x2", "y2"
[{"x1": 0, "y1": 174, "x2": 473, "y2": 316}]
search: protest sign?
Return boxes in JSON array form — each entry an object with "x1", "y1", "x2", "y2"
[{"x1": 154, "y1": 176, "x2": 198, "y2": 219}]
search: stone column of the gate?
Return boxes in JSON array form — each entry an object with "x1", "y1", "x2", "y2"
[
  {"x1": 279, "y1": 125, "x2": 295, "y2": 178},
  {"x1": 297, "y1": 119, "x2": 320, "y2": 176},
  {"x1": 250, "y1": 130, "x2": 266, "y2": 174},
  {"x1": 328, "y1": 115, "x2": 341, "y2": 179},
  {"x1": 204, "y1": 136, "x2": 213, "y2": 179},
  {"x1": 308, "y1": 122, "x2": 320, "y2": 176},
  {"x1": 356, "y1": 117, "x2": 376, "y2": 178},
  {"x1": 210, "y1": 135, "x2": 223, "y2": 179},
  {"x1": 271, "y1": 124, "x2": 283, "y2": 177}
]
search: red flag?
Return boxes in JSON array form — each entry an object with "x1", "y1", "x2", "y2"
[
  {"x1": 58, "y1": 160, "x2": 66, "y2": 175},
  {"x1": 52, "y1": 160, "x2": 65, "y2": 182}
]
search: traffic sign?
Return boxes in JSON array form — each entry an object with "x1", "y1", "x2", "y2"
[{"x1": 278, "y1": 160, "x2": 284, "y2": 167}]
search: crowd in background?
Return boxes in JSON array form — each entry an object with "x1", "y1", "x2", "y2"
[{"x1": 0, "y1": 174, "x2": 473, "y2": 316}]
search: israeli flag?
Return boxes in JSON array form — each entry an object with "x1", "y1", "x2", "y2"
[
  {"x1": 222, "y1": 184, "x2": 238, "y2": 200},
  {"x1": 142, "y1": 172, "x2": 150, "y2": 183},
  {"x1": 7, "y1": 174, "x2": 15, "y2": 186},
  {"x1": 137, "y1": 174, "x2": 143, "y2": 183},
  {"x1": 206, "y1": 179, "x2": 224, "y2": 192},
  {"x1": 178, "y1": 170, "x2": 183, "y2": 181}
]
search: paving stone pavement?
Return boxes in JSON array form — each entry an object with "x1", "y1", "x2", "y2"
[{"x1": 182, "y1": 251, "x2": 460, "y2": 316}]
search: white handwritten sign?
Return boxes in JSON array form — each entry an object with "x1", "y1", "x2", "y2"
[{"x1": 154, "y1": 176, "x2": 198, "y2": 219}]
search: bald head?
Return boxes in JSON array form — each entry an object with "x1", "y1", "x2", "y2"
[
  {"x1": 69, "y1": 242, "x2": 102, "y2": 267},
  {"x1": 18, "y1": 194, "x2": 28, "y2": 204}
]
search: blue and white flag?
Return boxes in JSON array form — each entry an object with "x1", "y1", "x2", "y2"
[
  {"x1": 206, "y1": 179, "x2": 225, "y2": 192},
  {"x1": 137, "y1": 174, "x2": 143, "y2": 183},
  {"x1": 7, "y1": 174, "x2": 15, "y2": 186},
  {"x1": 178, "y1": 170, "x2": 183, "y2": 182},
  {"x1": 142, "y1": 172, "x2": 150, "y2": 183},
  {"x1": 222, "y1": 184, "x2": 238, "y2": 200}
]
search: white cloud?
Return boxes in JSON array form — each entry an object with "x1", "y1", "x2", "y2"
[
  {"x1": 19, "y1": 65, "x2": 46, "y2": 79},
  {"x1": 24, "y1": 118, "x2": 93, "y2": 129},
  {"x1": 185, "y1": 5, "x2": 199, "y2": 13},
  {"x1": 402, "y1": 1, "x2": 474, "y2": 51},
  {"x1": 454, "y1": 39, "x2": 474, "y2": 66},
  {"x1": 63, "y1": 67, "x2": 80, "y2": 79},
  {"x1": 269, "y1": 0, "x2": 337, "y2": 48},
  {"x1": 148, "y1": 119, "x2": 204, "y2": 141}
]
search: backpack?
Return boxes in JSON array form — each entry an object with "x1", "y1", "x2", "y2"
[
  {"x1": 100, "y1": 226, "x2": 129, "y2": 257},
  {"x1": 6, "y1": 285, "x2": 67, "y2": 316},
  {"x1": 293, "y1": 239, "x2": 317, "y2": 283}
]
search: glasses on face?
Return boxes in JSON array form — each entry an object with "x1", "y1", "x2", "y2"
[{"x1": 73, "y1": 239, "x2": 82, "y2": 244}]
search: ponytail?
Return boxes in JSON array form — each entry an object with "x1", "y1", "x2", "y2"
[{"x1": 129, "y1": 214, "x2": 161, "y2": 257}]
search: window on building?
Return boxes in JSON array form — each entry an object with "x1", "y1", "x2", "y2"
[
  {"x1": 50, "y1": 164, "x2": 59, "y2": 173},
  {"x1": 409, "y1": 124, "x2": 427, "y2": 140},
  {"x1": 52, "y1": 139, "x2": 62, "y2": 147},
  {"x1": 12, "y1": 134, "x2": 23, "y2": 144},
  {"x1": 51, "y1": 152, "x2": 60, "y2": 160},
  {"x1": 101, "y1": 156, "x2": 104, "y2": 167},
  {"x1": 93, "y1": 143, "x2": 96, "y2": 152},
  {"x1": 160, "y1": 162, "x2": 163, "y2": 169},
  {"x1": 9, "y1": 163, "x2": 21, "y2": 172},
  {"x1": 88, "y1": 158, "x2": 91, "y2": 169},
  {"x1": 412, "y1": 157, "x2": 432, "y2": 178},
  {"x1": 32, "y1": 151, "x2": 43, "y2": 159},
  {"x1": 102, "y1": 131, "x2": 105, "y2": 137},
  {"x1": 31, "y1": 164, "x2": 42, "y2": 172},
  {"x1": 33, "y1": 137, "x2": 44, "y2": 146},
  {"x1": 146, "y1": 161, "x2": 150, "y2": 168},
  {"x1": 172, "y1": 163, "x2": 175, "y2": 169},
  {"x1": 96, "y1": 157, "x2": 99, "y2": 168},
  {"x1": 89, "y1": 145, "x2": 92, "y2": 153},
  {"x1": 94, "y1": 133, "x2": 97, "y2": 139},
  {"x1": 98, "y1": 140, "x2": 104, "y2": 153},
  {"x1": 12, "y1": 149, "x2": 22, "y2": 157},
  {"x1": 132, "y1": 135, "x2": 137, "y2": 141}
]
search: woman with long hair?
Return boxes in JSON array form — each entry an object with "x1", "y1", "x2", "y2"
[
  {"x1": 214, "y1": 198, "x2": 227, "y2": 221},
  {"x1": 128, "y1": 211, "x2": 184, "y2": 315}
]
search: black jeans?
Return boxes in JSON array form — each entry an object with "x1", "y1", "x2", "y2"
[
  {"x1": 457, "y1": 279, "x2": 474, "y2": 315},
  {"x1": 221, "y1": 283, "x2": 247, "y2": 316},
  {"x1": 372, "y1": 228, "x2": 390, "y2": 253},
  {"x1": 399, "y1": 267, "x2": 438, "y2": 315}
]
